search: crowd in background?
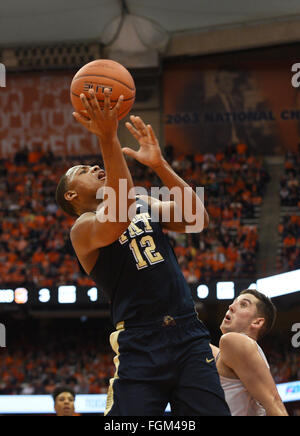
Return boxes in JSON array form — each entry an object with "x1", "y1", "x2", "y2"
[
  {"x1": 0, "y1": 320, "x2": 115, "y2": 396},
  {"x1": 0, "y1": 143, "x2": 298, "y2": 416},
  {"x1": 279, "y1": 151, "x2": 300, "y2": 208},
  {"x1": 161, "y1": 143, "x2": 269, "y2": 282},
  {"x1": 0, "y1": 142, "x2": 270, "y2": 288},
  {"x1": 278, "y1": 151, "x2": 300, "y2": 272},
  {"x1": 0, "y1": 320, "x2": 298, "y2": 396}
]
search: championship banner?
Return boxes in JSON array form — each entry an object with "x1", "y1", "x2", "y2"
[
  {"x1": 163, "y1": 54, "x2": 300, "y2": 155},
  {"x1": 0, "y1": 71, "x2": 99, "y2": 158}
]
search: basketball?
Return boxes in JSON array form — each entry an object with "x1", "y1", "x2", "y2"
[{"x1": 70, "y1": 59, "x2": 136, "y2": 120}]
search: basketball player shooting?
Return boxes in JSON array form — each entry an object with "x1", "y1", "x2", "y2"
[
  {"x1": 55, "y1": 88, "x2": 231, "y2": 416},
  {"x1": 210, "y1": 289, "x2": 288, "y2": 416}
]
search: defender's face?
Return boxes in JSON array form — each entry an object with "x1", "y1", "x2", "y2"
[
  {"x1": 220, "y1": 293, "x2": 260, "y2": 335},
  {"x1": 54, "y1": 392, "x2": 75, "y2": 416},
  {"x1": 66, "y1": 165, "x2": 106, "y2": 194}
]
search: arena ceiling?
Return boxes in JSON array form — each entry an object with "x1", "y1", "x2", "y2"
[{"x1": 1, "y1": 0, "x2": 300, "y2": 46}]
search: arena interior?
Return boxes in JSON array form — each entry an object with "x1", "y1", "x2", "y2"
[{"x1": 0, "y1": 0, "x2": 299, "y2": 416}]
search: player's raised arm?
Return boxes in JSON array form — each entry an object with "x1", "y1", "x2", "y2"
[
  {"x1": 67, "y1": 89, "x2": 136, "y2": 253},
  {"x1": 123, "y1": 115, "x2": 209, "y2": 233}
]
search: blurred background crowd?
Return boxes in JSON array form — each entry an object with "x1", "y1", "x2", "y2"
[
  {"x1": 0, "y1": 142, "x2": 274, "y2": 288},
  {"x1": 0, "y1": 319, "x2": 298, "y2": 396},
  {"x1": 0, "y1": 143, "x2": 299, "y2": 399}
]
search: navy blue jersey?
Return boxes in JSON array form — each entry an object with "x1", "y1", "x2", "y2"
[{"x1": 89, "y1": 198, "x2": 196, "y2": 326}]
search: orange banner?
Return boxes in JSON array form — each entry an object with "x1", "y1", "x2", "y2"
[{"x1": 0, "y1": 71, "x2": 99, "y2": 158}]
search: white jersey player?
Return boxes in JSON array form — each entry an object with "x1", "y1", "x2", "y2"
[{"x1": 210, "y1": 289, "x2": 288, "y2": 416}]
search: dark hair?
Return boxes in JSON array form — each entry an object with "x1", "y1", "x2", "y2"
[
  {"x1": 239, "y1": 289, "x2": 277, "y2": 339},
  {"x1": 52, "y1": 386, "x2": 76, "y2": 402},
  {"x1": 55, "y1": 173, "x2": 78, "y2": 217}
]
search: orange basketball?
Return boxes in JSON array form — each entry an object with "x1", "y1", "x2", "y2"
[{"x1": 70, "y1": 59, "x2": 136, "y2": 120}]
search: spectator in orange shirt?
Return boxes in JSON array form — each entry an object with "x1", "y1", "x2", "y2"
[
  {"x1": 236, "y1": 142, "x2": 247, "y2": 156},
  {"x1": 283, "y1": 234, "x2": 296, "y2": 249}
]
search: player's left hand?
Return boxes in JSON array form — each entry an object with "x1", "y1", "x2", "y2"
[{"x1": 123, "y1": 116, "x2": 165, "y2": 169}]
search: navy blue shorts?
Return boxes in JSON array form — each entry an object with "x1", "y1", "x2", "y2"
[{"x1": 105, "y1": 313, "x2": 231, "y2": 416}]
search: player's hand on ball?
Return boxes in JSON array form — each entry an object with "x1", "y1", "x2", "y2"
[
  {"x1": 123, "y1": 116, "x2": 164, "y2": 170},
  {"x1": 72, "y1": 88, "x2": 124, "y2": 141}
]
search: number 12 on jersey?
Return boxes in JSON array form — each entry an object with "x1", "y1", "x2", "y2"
[{"x1": 129, "y1": 235, "x2": 164, "y2": 270}]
